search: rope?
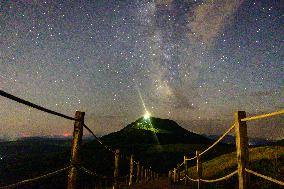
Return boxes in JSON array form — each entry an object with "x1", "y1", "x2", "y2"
[
  {"x1": 83, "y1": 124, "x2": 134, "y2": 163},
  {"x1": 245, "y1": 168, "x2": 284, "y2": 186},
  {"x1": 179, "y1": 177, "x2": 186, "y2": 181},
  {"x1": 185, "y1": 175, "x2": 198, "y2": 182},
  {"x1": 179, "y1": 162, "x2": 184, "y2": 167},
  {"x1": 83, "y1": 124, "x2": 150, "y2": 174},
  {"x1": 83, "y1": 124, "x2": 115, "y2": 153},
  {"x1": 78, "y1": 166, "x2": 98, "y2": 177},
  {"x1": 199, "y1": 124, "x2": 235, "y2": 156},
  {"x1": 0, "y1": 90, "x2": 76, "y2": 121},
  {"x1": 83, "y1": 123, "x2": 153, "y2": 176},
  {"x1": 185, "y1": 156, "x2": 197, "y2": 161},
  {"x1": 241, "y1": 109, "x2": 284, "y2": 122},
  {"x1": 200, "y1": 170, "x2": 237, "y2": 183},
  {"x1": 0, "y1": 166, "x2": 70, "y2": 189}
]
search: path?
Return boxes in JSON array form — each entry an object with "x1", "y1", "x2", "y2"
[{"x1": 130, "y1": 177, "x2": 189, "y2": 189}]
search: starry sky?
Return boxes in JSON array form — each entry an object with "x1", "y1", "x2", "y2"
[{"x1": 0, "y1": 0, "x2": 283, "y2": 140}]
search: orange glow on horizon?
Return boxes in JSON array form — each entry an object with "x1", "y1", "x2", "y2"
[{"x1": 63, "y1": 132, "x2": 72, "y2": 137}]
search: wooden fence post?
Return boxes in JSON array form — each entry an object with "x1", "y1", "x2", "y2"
[
  {"x1": 145, "y1": 169, "x2": 148, "y2": 182},
  {"x1": 129, "y1": 154, "x2": 134, "y2": 186},
  {"x1": 67, "y1": 111, "x2": 85, "y2": 189},
  {"x1": 144, "y1": 168, "x2": 146, "y2": 182},
  {"x1": 113, "y1": 149, "x2": 120, "y2": 189},
  {"x1": 235, "y1": 111, "x2": 249, "y2": 189},
  {"x1": 177, "y1": 164, "x2": 180, "y2": 183},
  {"x1": 184, "y1": 156, "x2": 188, "y2": 185},
  {"x1": 196, "y1": 151, "x2": 202, "y2": 189},
  {"x1": 173, "y1": 168, "x2": 177, "y2": 183},
  {"x1": 143, "y1": 167, "x2": 145, "y2": 183},
  {"x1": 141, "y1": 166, "x2": 144, "y2": 183},
  {"x1": 136, "y1": 162, "x2": 140, "y2": 183}
]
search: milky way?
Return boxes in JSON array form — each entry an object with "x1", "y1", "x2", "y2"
[{"x1": 0, "y1": 0, "x2": 283, "y2": 139}]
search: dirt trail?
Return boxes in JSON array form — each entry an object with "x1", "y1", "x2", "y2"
[{"x1": 130, "y1": 177, "x2": 189, "y2": 189}]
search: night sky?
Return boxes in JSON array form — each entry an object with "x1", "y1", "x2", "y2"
[{"x1": 0, "y1": 0, "x2": 283, "y2": 140}]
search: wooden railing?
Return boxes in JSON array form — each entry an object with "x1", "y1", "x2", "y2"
[
  {"x1": 0, "y1": 90, "x2": 159, "y2": 189},
  {"x1": 169, "y1": 109, "x2": 284, "y2": 189},
  {"x1": 1, "y1": 89, "x2": 283, "y2": 188}
]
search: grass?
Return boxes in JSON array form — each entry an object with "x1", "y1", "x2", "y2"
[{"x1": 177, "y1": 146, "x2": 284, "y2": 189}]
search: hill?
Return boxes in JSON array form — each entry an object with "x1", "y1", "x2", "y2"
[
  {"x1": 101, "y1": 117, "x2": 212, "y2": 146},
  {"x1": 180, "y1": 146, "x2": 284, "y2": 189},
  {"x1": 81, "y1": 117, "x2": 234, "y2": 174}
]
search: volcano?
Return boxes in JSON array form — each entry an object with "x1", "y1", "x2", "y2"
[{"x1": 101, "y1": 117, "x2": 212, "y2": 146}]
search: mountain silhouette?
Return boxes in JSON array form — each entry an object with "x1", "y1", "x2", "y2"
[{"x1": 101, "y1": 117, "x2": 212, "y2": 146}]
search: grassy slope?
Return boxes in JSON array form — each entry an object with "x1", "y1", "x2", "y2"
[{"x1": 180, "y1": 146, "x2": 284, "y2": 189}]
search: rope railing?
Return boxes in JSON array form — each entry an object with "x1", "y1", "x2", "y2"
[
  {"x1": 4, "y1": 90, "x2": 280, "y2": 188},
  {"x1": 83, "y1": 124, "x2": 115, "y2": 154},
  {"x1": 185, "y1": 175, "x2": 198, "y2": 182},
  {"x1": 169, "y1": 109, "x2": 283, "y2": 189},
  {"x1": 183, "y1": 124, "x2": 235, "y2": 163},
  {"x1": 0, "y1": 91, "x2": 159, "y2": 188},
  {"x1": 78, "y1": 166, "x2": 98, "y2": 177},
  {"x1": 200, "y1": 170, "x2": 238, "y2": 183},
  {"x1": 245, "y1": 168, "x2": 284, "y2": 186},
  {"x1": 180, "y1": 170, "x2": 237, "y2": 183},
  {"x1": 82, "y1": 123, "x2": 158, "y2": 186},
  {"x1": 83, "y1": 123, "x2": 140, "y2": 163},
  {"x1": 0, "y1": 166, "x2": 71, "y2": 189},
  {"x1": 171, "y1": 124, "x2": 236, "y2": 186},
  {"x1": 185, "y1": 155, "x2": 197, "y2": 161},
  {"x1": 0, "y1": 90, "x2": 76, "y2": 121},
  {"x1": 241, "y1": 109, "x2": 284, "y2": 122},
  {"x1": 199, "y1": 124, "x2": 235, "y2": 156},
  {"x1": 179, "y1": 177, "x2": 186, "y2": 181},
  {"x1": 82, "y1": 123, "x2": 156, "y2": 185}
]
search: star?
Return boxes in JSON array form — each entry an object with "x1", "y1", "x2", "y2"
[{"x1": 0, "y1": 0, "x2": 282, "y2": 139}]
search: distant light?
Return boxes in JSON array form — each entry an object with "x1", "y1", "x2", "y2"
[
  {"x1": 63, "y1": 132, "x2": 71, "y2": 137},
  {"x1": 144, "y1": 111, "x2": 151, "y2": 120}
]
